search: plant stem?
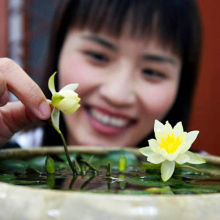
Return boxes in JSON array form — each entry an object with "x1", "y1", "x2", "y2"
[
  {"x1": 80, "y1": 160, "x2": 99, "y2": 172},
  {"x1": 106, "y1": 162, "x2": 112, "y2": 176},
  {"x1": 177, "y1": 164, "x2": 203, "y2": 173},
  {"x1": 59, "y1": 132, "x2": 76, "y2": 174}
]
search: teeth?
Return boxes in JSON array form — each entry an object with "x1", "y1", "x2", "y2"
[{"x1": 90, "y1": 108, "x2": 129, "y2": 128}]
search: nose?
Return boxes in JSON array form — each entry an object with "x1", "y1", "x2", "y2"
[{"x1": 99, "y1": 66, "x2": 136, "y2": 107}]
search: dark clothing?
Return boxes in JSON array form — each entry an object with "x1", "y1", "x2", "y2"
[{"x1": 0, "y1": 142, "x2": 21, "y2": 149}]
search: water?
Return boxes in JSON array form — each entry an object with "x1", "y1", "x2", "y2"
[{"x1": 0, "y1": 151, "x2": 220, "y2": 195}]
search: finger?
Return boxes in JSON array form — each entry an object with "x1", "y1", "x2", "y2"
[
  {"x1": 0, "y1": 72, "x2": 9, "y2": 106},
  {"x1": 0, "y1": 58, "x2": 51, "y2": 120},
  {"x1": 0, "y1": 90, "x2": 9, "y2": 106},
  {"x1": 0, "y1": 101, "x2": 44, "y2": 145}
]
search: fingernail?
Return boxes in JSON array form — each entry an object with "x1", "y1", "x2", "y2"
[{"x1": 38, "y1": 101, "x2": 51, "y2": 119}]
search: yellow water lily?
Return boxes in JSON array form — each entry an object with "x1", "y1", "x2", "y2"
[{"x1": 139, "y1": 120, "x2": 205, "y2": 182}]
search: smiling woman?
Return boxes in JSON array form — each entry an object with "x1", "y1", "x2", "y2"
[
  {"x1": 0, "y1": 0, "x2": 202, "y2": 150},
  {"x1": 40, "y1": 0, "x2": 201, "y2": 148},
  {"x1": 57, "y1": 30, "x2": 181, "y2": 147}
]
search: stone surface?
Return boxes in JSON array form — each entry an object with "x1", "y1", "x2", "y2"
[
  {"x1": 1, "y1": 182, "x2": 220, "y2": 220},
  {"x1": 0, "y1": 147, "x2": 220, "y2": 220}
]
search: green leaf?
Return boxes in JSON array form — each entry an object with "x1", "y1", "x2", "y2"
[
  {"x1": 126, "y1": 176, "x2": 179, "y2": 187},
  {"x1": 51, "y1": 93, "x2": 64, "y2": 106},
  {"x1": 6, "y1": 179, "x2": 40, "y2": 185},
  {"x1": 0, "y1": 174, "x2": 16, "y2": 181},
  {"x1": 145, "y1": 186, "x2": 174, "y2": 195},
  {"x1": 176, "y1": 164, "x2": 203, "y2": 173},
  {"x1": 141, "y1": 163, "x2": 161, "y2": 170},
  {"x1": 173, "y1": 187, "x2": 218, "y2": 194},
  {"x1": 48, "y1": 72, "x2": 57, "y2": 94},
  {"x1": 26, "y1": 156, "x2": 46, "y2": 171},
  {"x1": 0, "y1": 159, "x2": 28, "y2": 173},
  {"x1": 45, "y1": 156, "x2": 56, "y2": 174},
  {"x1": 26, "y1": 167, "x2": 41, "y2": 175},
  {"x1": 51, "y1": 108, "x2": 61, "y2": 134},
  {"x1": 55, "y1": 161, "x2": 69, "y2": 169},
  {"x1": 117, "y1": 190, "x2": 150, "y2": 195},
  {"x1": 194, "y1": 163, "x2": 220, "y2": 176}
]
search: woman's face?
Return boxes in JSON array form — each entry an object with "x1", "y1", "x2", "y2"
[{"x1": 58, "y1": 29, "x2": 181, "y2": 147}]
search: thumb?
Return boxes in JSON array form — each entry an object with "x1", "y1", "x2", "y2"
[{"x1": 0, "y1": 101, "x2": 47, "y2": 146}]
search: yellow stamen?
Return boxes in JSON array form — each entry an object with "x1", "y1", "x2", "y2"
[{"x1": 159, "y1": 133, "x2": 182, "y2": 154}]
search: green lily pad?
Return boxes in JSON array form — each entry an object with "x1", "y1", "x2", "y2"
[{"x1": 0, "y1": 159, "x2": 28, "y2": 173}]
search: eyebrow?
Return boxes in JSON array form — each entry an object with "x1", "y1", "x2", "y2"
[
  {"x1": 143, "y1": 54, "x2": 177, "y2": 65},
  {"x1": 82, "y1": 34, "x2": 117, "y2": 51},
  {"x1": 82, "y1": 34, "x2": 177, "y2": 65}
]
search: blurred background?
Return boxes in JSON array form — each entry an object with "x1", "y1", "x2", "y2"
[{"x1": 0, "y1": 0, "x2": 219, "y2": 155}]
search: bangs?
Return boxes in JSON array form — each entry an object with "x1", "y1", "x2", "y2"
[{"x1": 64, "y1": 0, "x2": 201, "y2": 59}]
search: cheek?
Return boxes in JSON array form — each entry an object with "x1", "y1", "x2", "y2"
[
  {"x1": 138, "y1": 83, "x2": 178, "y2": 119},
  {"x1": 58, "y1": 53, "x2": 99, "y2": 97}
]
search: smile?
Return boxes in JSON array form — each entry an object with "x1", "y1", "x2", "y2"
[
  {"x1": 90, "y1": 108, "x2": 129, "y2": 128},
  {"x1": 85, "y1": 105, "x2": 136, "y2": 135}
]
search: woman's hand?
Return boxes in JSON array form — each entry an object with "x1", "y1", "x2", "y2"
[{"x1": 0, "y1": 58, "x2": 51, "y2": 146}]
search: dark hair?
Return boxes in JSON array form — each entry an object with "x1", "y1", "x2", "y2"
[{"x1": 42, "y1": 0, "x2": 202, "y2": 146}]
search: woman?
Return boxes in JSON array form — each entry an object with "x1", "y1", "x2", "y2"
[{"x1": 0, "y1": 0, "x2": 202, "y2": 148}]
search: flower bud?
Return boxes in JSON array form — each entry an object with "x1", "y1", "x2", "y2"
[{"x1": 53, "y1": 90, "x2": 80, "y2": 114}]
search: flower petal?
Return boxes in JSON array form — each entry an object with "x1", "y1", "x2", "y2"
[
  {"x1": 154, "y1": 120, "x2": 165, "y2": 141},
  {"x1": 177, "y1": 141, "x2": 188, "y2": 154},
  {"x1": 57, "y1": 97, "x2": 80, "y2": 114},
  {"x1": 154, "y1": 120, "x2": 164, "y2": 133},
  {"x1": 62, "y1": 102, "x2": 80, "y2": 114},
  {"x1": 148, "y1": 139, "x2": 160, "y2": 152},
  {"x1": 139, "y1": 147, "x2": 153, "y2": 157},
  {"x1": 184, "y1": 131, "x2": 199, "y2": 151},
  {"x1": 164, "y1": 121, "x2": 173, "y2": 132},
  {"x1": 60, "y1": 83, "x2": 79, "y2": 92},
  {"x1": 148, "y1": 154, "x2": 165, "y2": 164},
  {"x1": 48, "y1": 72, "x2": 57, "y2": 94},
  {"x1": 185, "y1": 151, "x2": 206, "y2": 164},
  {"x1": 166, "y1": 152, "x2": 179, "y2": 161},
  {"x1": 176, "y1": 153, "x2": 189, "y2": 164},
  {"x1": 161, "y1": 160, "x2": 175, "y2": 182},
  {"x1": 173, "y1": 121, "x2": 183, "y2": 137},
  {"x1": 139, "y1": 147, "x2": 165, "y2": 164}
]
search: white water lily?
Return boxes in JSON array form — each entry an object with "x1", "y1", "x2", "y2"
[
  {"x1": 48, "y1": 72, "x2": 80, "y2": 135},
  {"x1": 139, "y1": 120, "x2": 205, "y2": 182},
  {"x1": 48, "y1": 72, "x2": 80, "y2": 173},
  {"x1": 49, "y1": 72, "x2": 80, "y2": 114}
]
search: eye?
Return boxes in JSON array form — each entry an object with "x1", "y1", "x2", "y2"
[
  {"x1": 142, "y1": 68, "x2": 166, "y2": 79},
  {"x1": 84, "y1": 51, "x2": 109, "y2": 63}
]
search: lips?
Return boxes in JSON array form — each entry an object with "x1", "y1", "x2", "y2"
[{"x1": 85, "y1": 105, "x2": 136, "y2": 135}]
